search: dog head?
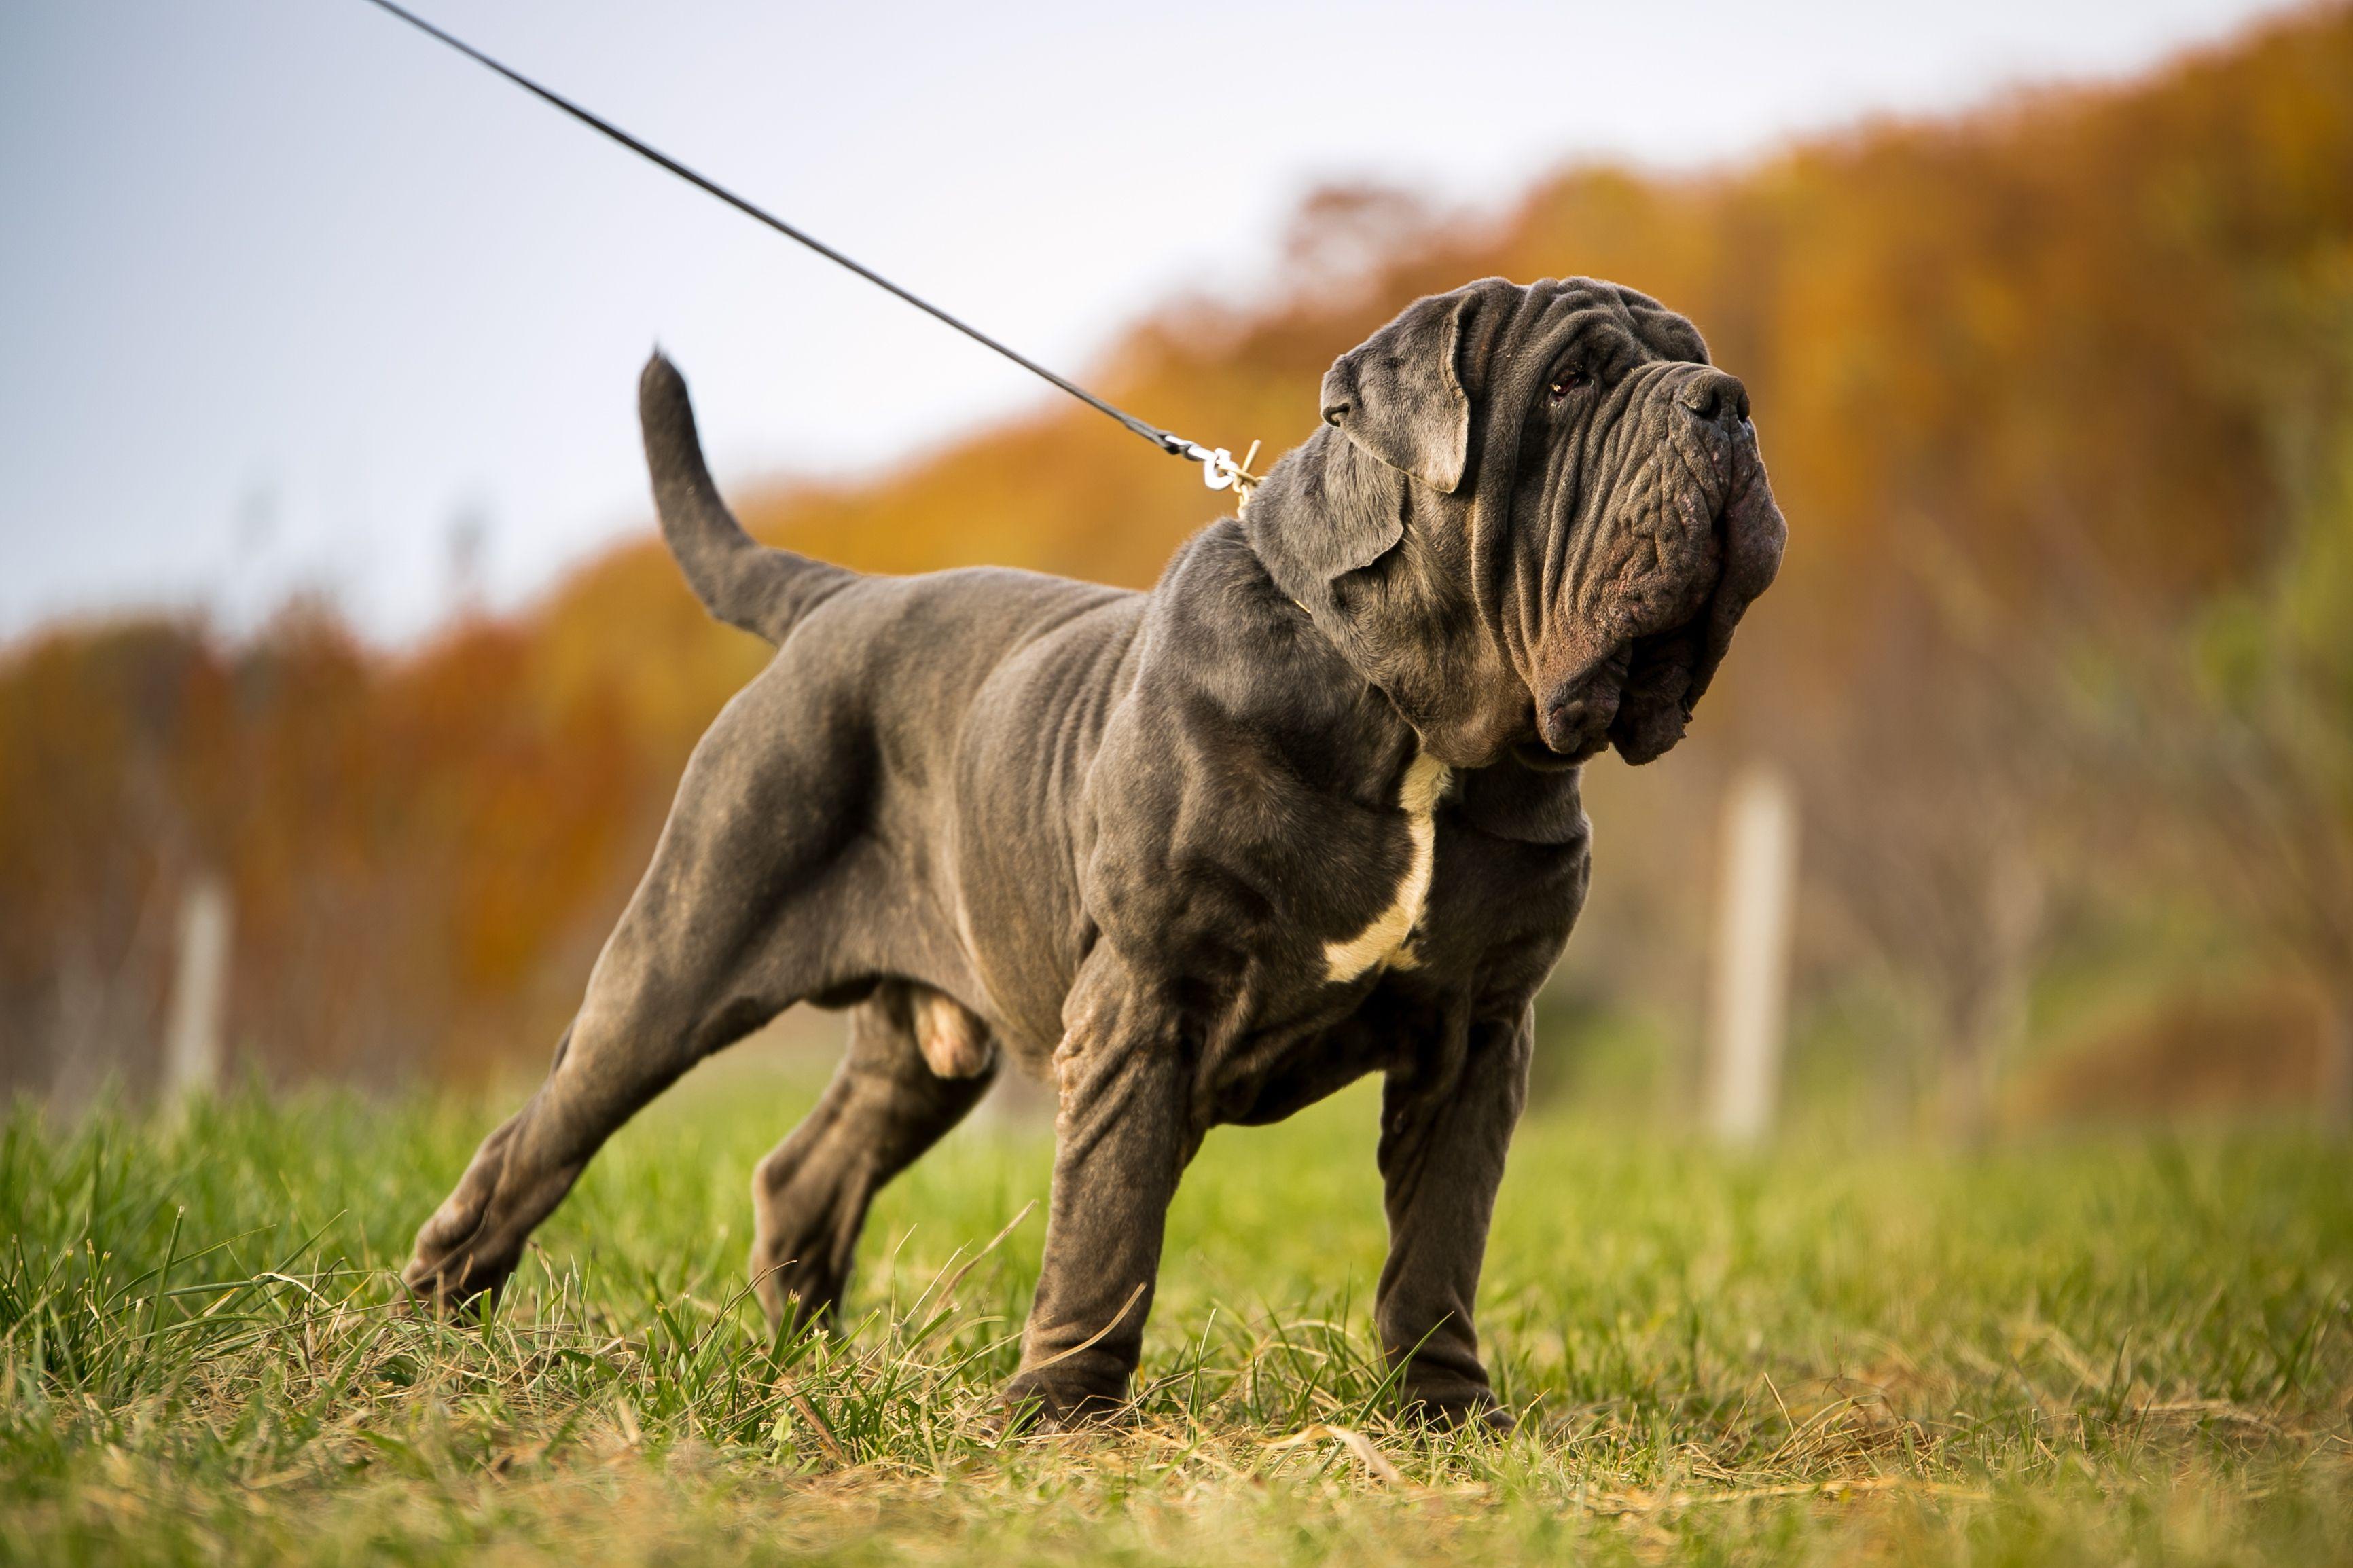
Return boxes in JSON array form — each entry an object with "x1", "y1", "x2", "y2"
[{"x1": 1247, "y1": 277, "x2": 1785, "y2": 769}]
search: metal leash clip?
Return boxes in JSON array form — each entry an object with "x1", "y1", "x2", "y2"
[{"x1": 1185, "y1": 440, "x2": 1264, "y2": 509}]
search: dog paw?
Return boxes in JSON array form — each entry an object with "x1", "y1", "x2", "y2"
[
  {"x1": 1000, "y1": 1372, "x2": 1132, "y2": 1434},
  {"x1": 401, "y1": 1135, "x2": 522, "y2": 1310},
  {"x1": 401, "y1": 1227, "x2": 514, "y2": 1315},
  {"x1": 1400, "y1": 1389, "x2": 1516, "y2": 1438},
  {"x1": 1465, "y1": 1404, "x2": 1519, "y2": 1438}
]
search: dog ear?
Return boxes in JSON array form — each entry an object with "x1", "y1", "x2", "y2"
[{"x1": 1319, "y1": 289, "x2": 1475, "y2": 494}]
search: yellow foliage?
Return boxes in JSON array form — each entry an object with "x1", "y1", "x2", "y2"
[{"x1": 4, "y1": 5, "x2": 2350, "y2": 1088}]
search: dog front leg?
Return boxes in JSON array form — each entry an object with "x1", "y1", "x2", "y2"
[
  {"x1": 1374, "y1": 1008, "x2": 1532, "y2": 1430},
  {"x1": 1005, "y1": 970, "x2": 1193, "y2": 1428}
]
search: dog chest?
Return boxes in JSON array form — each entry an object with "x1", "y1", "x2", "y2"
[{"x1": 1322, "y1": 748, "x2": 1453, "y2": 984}]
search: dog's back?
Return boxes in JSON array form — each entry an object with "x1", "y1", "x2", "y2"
[{"x1": 642, "y1": 350, "x2": 1152, "y2": 1051}]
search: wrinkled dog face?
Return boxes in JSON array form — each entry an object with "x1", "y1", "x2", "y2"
[{"x1": 1250, "y1": 277, "x2": 1786, "y2": 769}]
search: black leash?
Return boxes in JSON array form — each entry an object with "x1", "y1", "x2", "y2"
[{"x1": 359, "y1": 0, "x2": 1261, "y2": 498}]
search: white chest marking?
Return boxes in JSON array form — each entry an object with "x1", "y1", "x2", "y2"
[{"x1": 1323, "y1": 749, "x2": 1454, "y2": 983}]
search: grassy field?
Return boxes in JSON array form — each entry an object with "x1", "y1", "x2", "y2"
[{"x1": 3, "y1": 1041, "x2": 2349, "y2": 1565}]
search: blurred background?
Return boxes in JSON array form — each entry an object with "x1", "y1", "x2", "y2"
[{"x1": 3, "y1": 0, "x2": 2348, "y2": 1141}]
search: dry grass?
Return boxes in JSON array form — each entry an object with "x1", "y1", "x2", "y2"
[{"x1": 3, "y1": 1044, "x2": 2349, "y2": 1564}]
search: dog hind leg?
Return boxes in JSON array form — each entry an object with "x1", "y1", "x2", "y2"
[
  {"x1": 403, "y1": 659, "x2": 874, "y2": 1310},
  {"x1": 751, "y1": 982, "x2": 998, "y2": 1332}
]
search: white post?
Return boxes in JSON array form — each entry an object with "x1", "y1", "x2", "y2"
[
  {"x1": 1704, "y1": 765, "x2": 1799, "y2": 1144},
  {"x1": 162, "y1": 875, "x2": 233, "y2": 1104}
]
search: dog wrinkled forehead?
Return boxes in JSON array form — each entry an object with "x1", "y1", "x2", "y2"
[
  {"x1": 1455, "y1": 277, "x2": 1713, "y2": 393},
  {"x1": 1592, "y1": 281, "x2": 1712, "y2": 367},
  {"x1": 1319, "y1": 278, "x2": 1711, "y2": 493}
]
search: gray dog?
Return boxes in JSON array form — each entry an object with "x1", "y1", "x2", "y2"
[{"x1": 403, "y1": 276, "x2": 1785, "y2": 1429}]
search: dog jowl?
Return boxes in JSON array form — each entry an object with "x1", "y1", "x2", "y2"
[{"x1": 403, "y1": 276, "x2": 1785, "y2": 1430}]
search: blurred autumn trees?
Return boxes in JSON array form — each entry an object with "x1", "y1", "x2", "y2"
[
  {"x1": 4, "y1": 5, "x2": 2350, "y2": 1123},
  {"x1": 0, "y1": 609, "x2": 660, "y2": 1095}
]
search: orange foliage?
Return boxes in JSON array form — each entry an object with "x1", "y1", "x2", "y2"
[{"x1": 4, "y1": 5, "x2": 2350, "y2": 1091}]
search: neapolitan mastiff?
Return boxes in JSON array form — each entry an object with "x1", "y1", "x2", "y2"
[{"x1": 403, "y1": 276, "x2": 1786, "y2": 1429}]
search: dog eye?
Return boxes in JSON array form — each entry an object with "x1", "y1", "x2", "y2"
[{"x1": 1547, "y1": 367, "x2": 1589, "y2": 401}]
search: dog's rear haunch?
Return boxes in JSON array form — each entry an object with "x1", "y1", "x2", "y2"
[{"x1": 403, "y1": 278, "x2": 1785, "y2": 1430}]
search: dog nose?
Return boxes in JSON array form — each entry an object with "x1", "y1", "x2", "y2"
[{"x1": 1677, "y1": 369, "x2": 1749, "y2": 424}]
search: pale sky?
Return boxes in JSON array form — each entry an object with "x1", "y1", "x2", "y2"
[{"x1": 0, "y1": 0, "x2": 2299, "y2": 643}]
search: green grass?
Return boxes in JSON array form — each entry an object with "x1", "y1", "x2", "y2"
[{"x1": 3, "y1": 1042, "x2": 2349, "y2": 1565}]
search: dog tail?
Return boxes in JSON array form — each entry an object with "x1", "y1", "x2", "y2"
[{"x1": 639, "y1": 352, "x2": 851, "y2": 644}]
